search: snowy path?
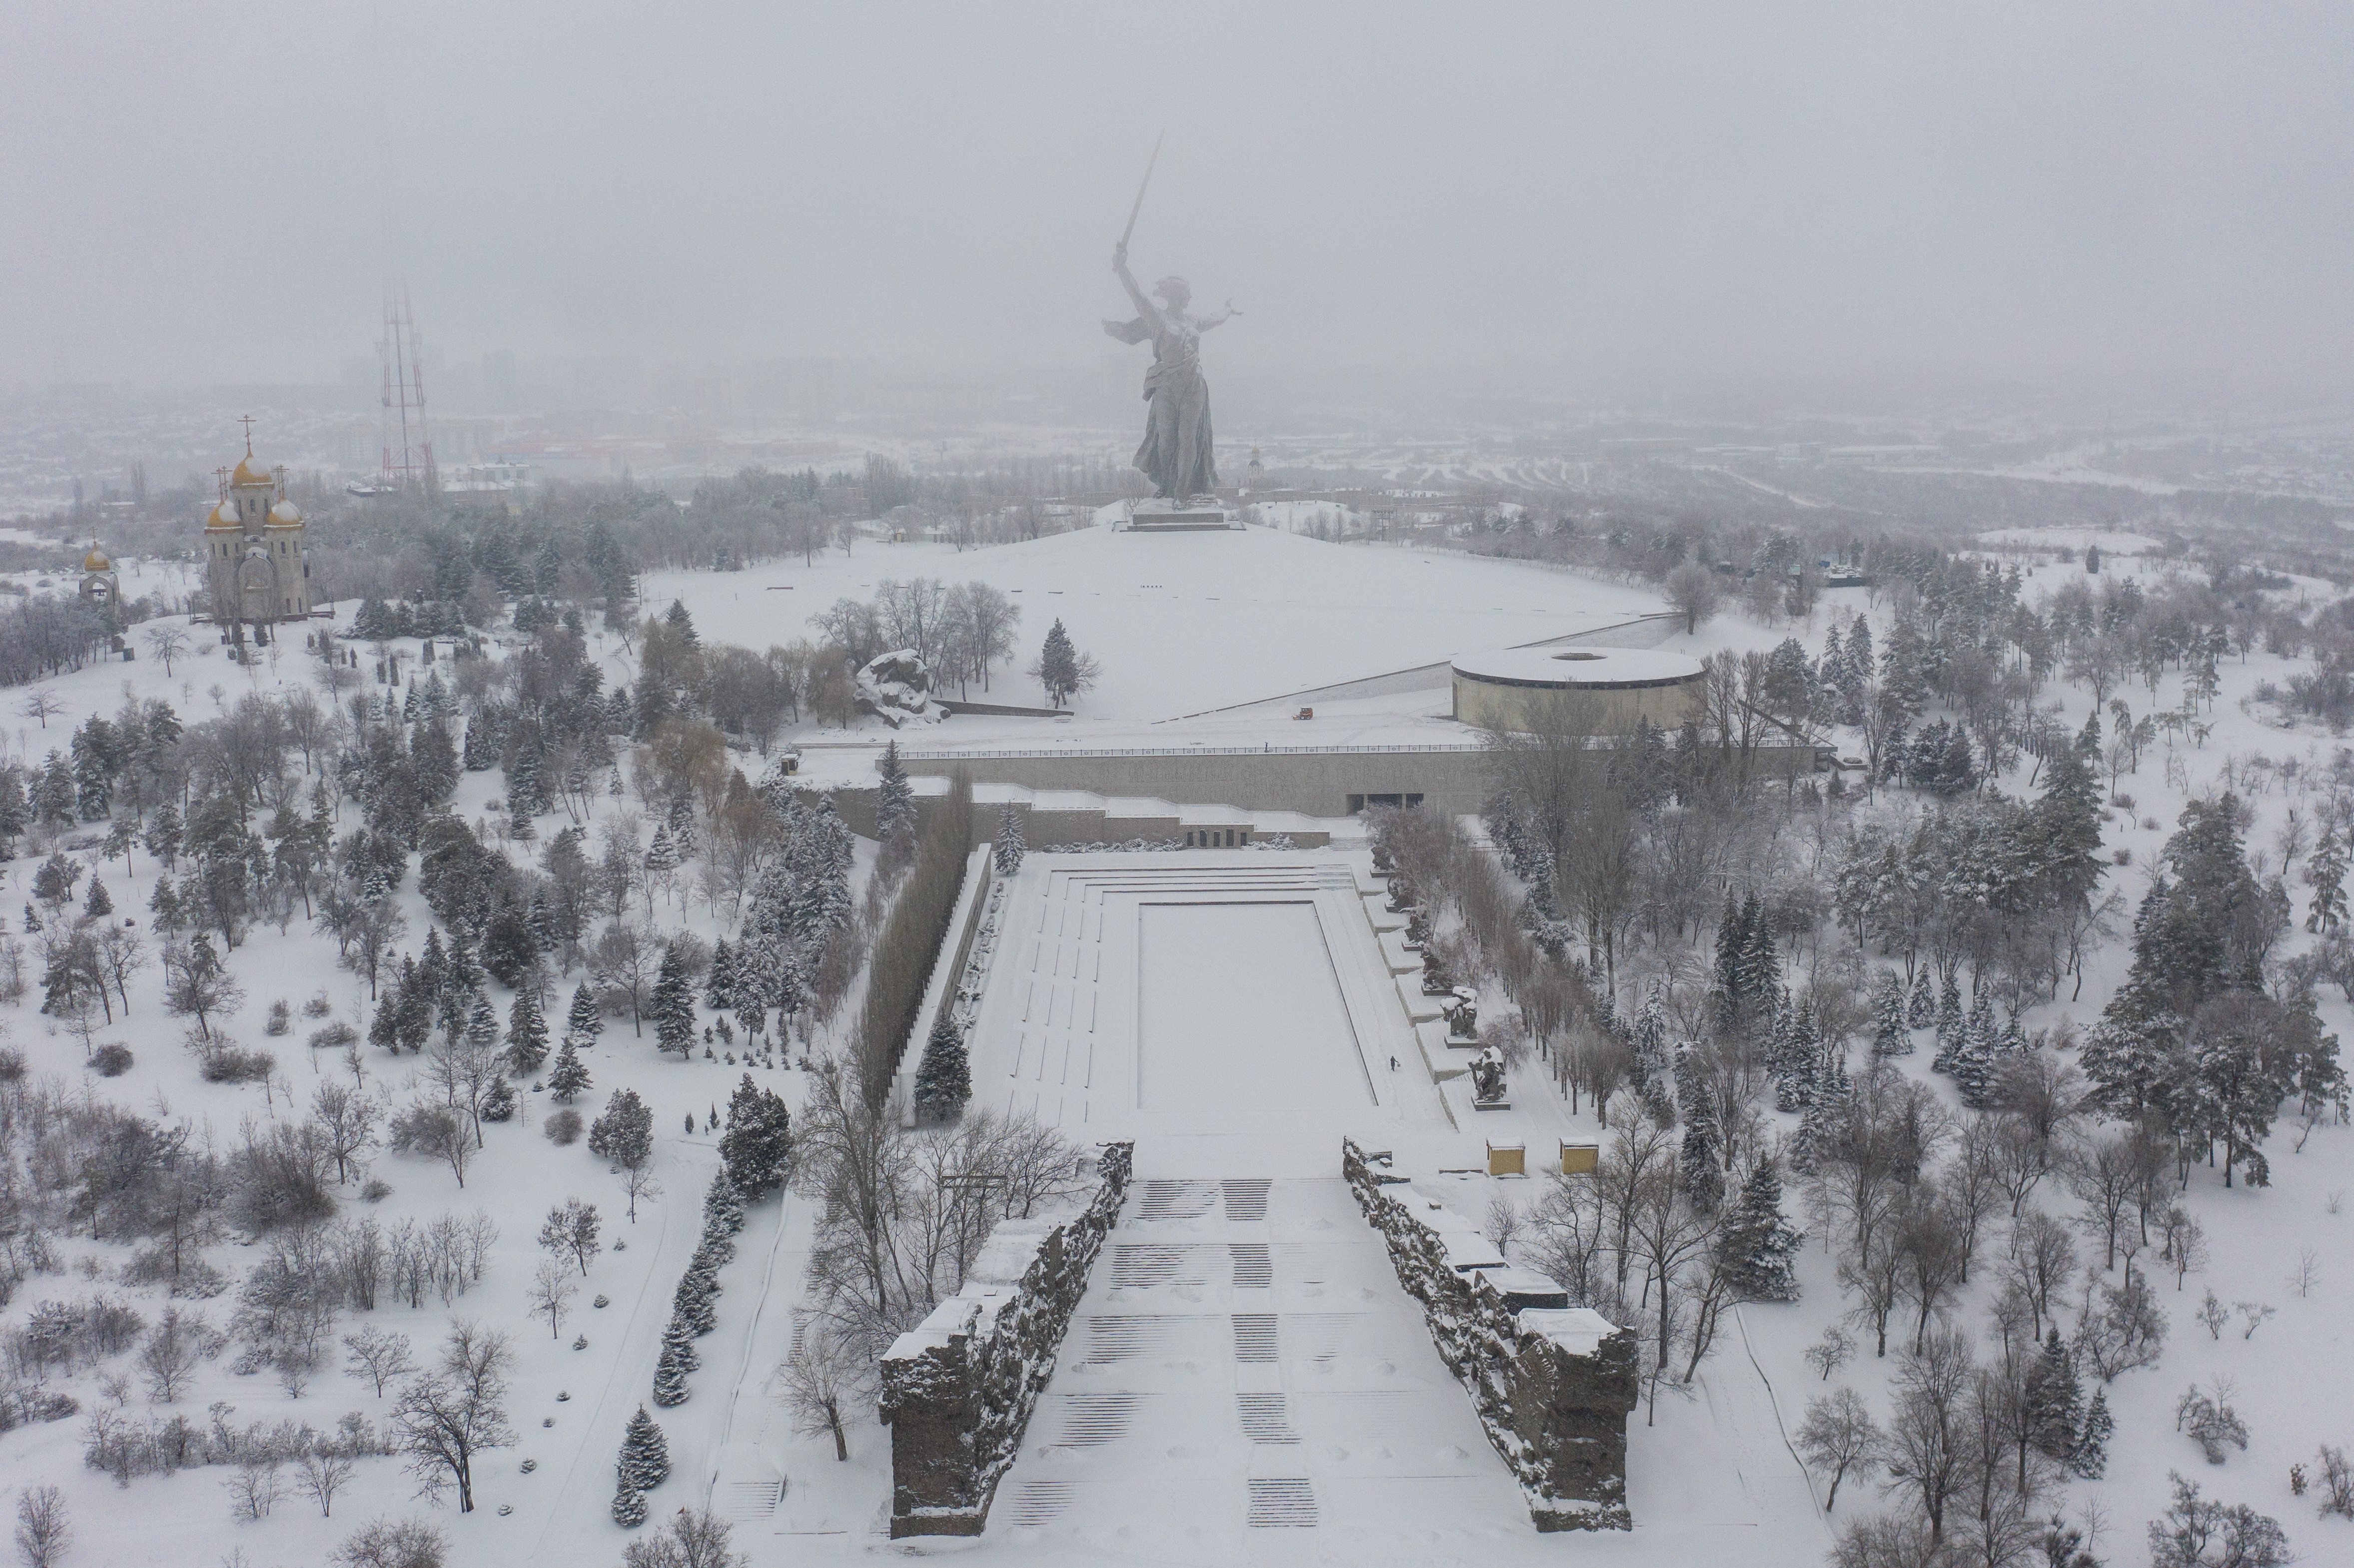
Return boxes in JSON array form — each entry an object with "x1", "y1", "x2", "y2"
[
  {"x1": 525, "y1": 1140, "x2": 705, "y2": 1560},
  {"x1": 986, "y1": 1171, "x2": 1529, "y2": 1556}
]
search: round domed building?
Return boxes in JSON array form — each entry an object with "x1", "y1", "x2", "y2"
[
  {"x1": 204, "y1": 429, "x2": 311, "y2": 648},
  {"x1": 1450, "y1": 645, "x2": 1706, "y2": 734}
]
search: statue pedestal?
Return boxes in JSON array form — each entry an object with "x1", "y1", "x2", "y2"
[{"x1": 1118, "y1": 498, "x2": 1242, "y2": 532}]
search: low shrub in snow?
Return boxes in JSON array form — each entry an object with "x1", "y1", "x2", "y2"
[{"x1": 89, "y1": 1043, "x2": 132, "y2": 1076}]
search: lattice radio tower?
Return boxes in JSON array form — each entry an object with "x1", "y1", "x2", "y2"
[{"x1": 379, "y1": 285, "x2": 435, "y2": 492}]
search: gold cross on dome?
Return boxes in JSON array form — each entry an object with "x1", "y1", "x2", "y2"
[{"x1": 237, "y1": 414, "x2": 257, "y2": 454}]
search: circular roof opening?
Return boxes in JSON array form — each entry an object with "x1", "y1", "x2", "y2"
[{"x1": 1550, "y1": 651, "x2": 1604, "y2": 662}]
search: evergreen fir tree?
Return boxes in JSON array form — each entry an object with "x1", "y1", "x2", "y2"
[
  {"x1": 83, "y1": 876, "x2": 111, "y2": 917},
  {"x1": 652, "y1": 1318, "x2": 698, "y2": 1406},
  {"x1": 618, "y1": 1405, "x2": 670, "y2": 1491},
  {"x1": 1736, "y1": 892, "x2": 1780, "y2": 1032},
  {"x1": 647, "y1": 823, "x2": 678, "y2": 878},
  {"x1": 1951, "y1": 993, "x2": 1998, "y2": 1107},
  {"x1": 651, "y1": 944, "x2": 696, "y2": 1057},
  {"x1": 1936, "y1": 969, "x2": 1963, "y2": 1040},
  {"x1": 718, "y1": 1073, "x2": 793, "y2": 1193},
  {"x1": 465, "y1": 994, "x2": 500, "y2": 1059},
  {"x1": 611, "y1": 1483, "x2": 647, "y2": 1528},
  {"x1": 1036, "y1": 619, "x2": 1081, "y2": 707},
  {"x1": 482, "y1": 898, "x2": 539, "y2": 988},
  {"x1": 675, "y1": 1260, "x2": 721, "y2": 1335},
  {"x1": 2308, "y1": 827, "x2": 2348, "y2": 933},
  {"x1": 704, "y1": 938, "x2": 738, "y2": 1011},
  {"x1": 994, "y1": 801, "x2": 1026, "y2": 876},
  {"x1": 875, "y1": 741, "x2": 916, "y2": 843},
  {"x1": 370, "y1": 991, "x2": 401, "y2": 1053},
  {"x1": 1713, "y1": 894, "x2": 1745, "y2": 1035},
  {"x1": 1719, "y1": 1158, "x2": 1803, "y2": 1301},
  {"x1": 548, "y1": 1035, "x2": 592, "y2": 1102},
  {"x1": 702, "y1": 1169, "x2": 747, "y2": 1235},
  {"x1": 506, "y1": 986, "x2": 550, "y2": 1076},
  {"x1": 664, "y1": 791, "x2": 698, "y2": 858},
  {"x1": 1872, "y1": 970, "x2": 1912, "y2": 1058},
  {"x1": 913, "y1": 1017, "x2": 972, "y2": 1123},
  {"x1": 2070, "y1": 1386, "x2": 2111, "y2": 1479},
  {"x1": 480, "y1": 1077, "x2": 517, "y2": 1122},
  {"x1": 1680, "y1": 1092, "x2": 1724, "y2": 1211},
  {"x1": 525, "y1": 888, "x2": 557, "y2": 953},
  {"x1": 2025, "y1": 1328, "x2": 2081, "y2": 1461},
  {"x1": 507, "y1": 745, "x2": 549, "y2": 818},
  {"x1": 566, "y1": 982, "x2": 604, "y2": 1048}
]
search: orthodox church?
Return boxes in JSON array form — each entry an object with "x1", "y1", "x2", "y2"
[{"x1": 204, "y1": 425, "x2": 311, "y2": 645}]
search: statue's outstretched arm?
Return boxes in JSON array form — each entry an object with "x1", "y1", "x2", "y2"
[{"x1": 1199, "y1": 299, "x2": 1241, "y2": 332}]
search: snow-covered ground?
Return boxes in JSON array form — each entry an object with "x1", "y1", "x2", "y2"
[
  {"x1": 641, "y1": 524, "x2": 1668, "y2": 725},
  {"x1": 6, "y1": 519, "x2": 2353, "y2": 1568}
]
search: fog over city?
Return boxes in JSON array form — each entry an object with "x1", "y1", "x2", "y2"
[{"x1": 8, "y1": 2, "x2": 2352, "y2": 401}]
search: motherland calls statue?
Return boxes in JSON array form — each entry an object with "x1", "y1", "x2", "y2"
[
  {"x1": 1103, "y1": 245, "x2": 1238, "y2": 501},
  {"x1": 1100, "y1": 140, "x2": 1238, "y2": 503}
]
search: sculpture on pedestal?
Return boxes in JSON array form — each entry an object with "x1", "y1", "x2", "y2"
[{"x1": 1101, "y1": 138, "x2": 1239, "y2": 502}]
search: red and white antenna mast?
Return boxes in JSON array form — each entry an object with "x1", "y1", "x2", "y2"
[{"x1": 379, "y1": 285, "x2": 435, "y2": 492}]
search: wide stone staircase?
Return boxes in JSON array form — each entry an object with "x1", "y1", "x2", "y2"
[{"x1": 987, "y1": 1174, "x2": 1523, "y2": 1552}]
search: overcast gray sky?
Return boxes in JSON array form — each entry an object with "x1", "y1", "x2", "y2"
[{"x1": 6, "y1": 2, "x2": 2349, "y2": 398}]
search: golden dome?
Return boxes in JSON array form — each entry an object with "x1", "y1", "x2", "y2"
[
  {"x1": 82, "y1": 548, "x2": 111, "y2": 572},
  {"x1": 268, "y1": 501, "x2": 303, "y2": 525},
  {"x1": 205, "y1": 502, "x2": 236, "y2": 530},
  {"x1": 231, "y1": 455, "x2": 272, "y2": 487}
]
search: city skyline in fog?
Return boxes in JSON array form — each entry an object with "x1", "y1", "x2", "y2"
[{"x1": 6, "y1": 3, "x2": 2352, "y2": 406}]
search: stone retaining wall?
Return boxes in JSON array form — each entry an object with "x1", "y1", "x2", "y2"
[
  {"x1": 878, "y1": 1142, "x2": 1135, "y2": 1538},
  {"x1": 1340, "y1": 1137, "x2": 1638, "y2": 1531}
]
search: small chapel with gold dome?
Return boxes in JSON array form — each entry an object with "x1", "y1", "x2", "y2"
[{"x1": 204, "y1": 423, "x2": 311, "y2": 646}]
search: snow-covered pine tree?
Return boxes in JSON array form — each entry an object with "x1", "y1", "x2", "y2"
[
  {"x1": 914, "y1": 1017, "x2": 972, "y2": 1123},
  {"x1": 462, "y1": 719, "x2": 494, "y2": 771},
  {"x1": 508, "y1": 746, "x2": 550, "y2": 818},
  {"x1": 664, "y1": 791, "x2": 698, "y2": 858},
  {"x1": 1936, "y1": 969, "x2": 1963, "y2": 1044},
  {"x1": 525, "y1": 888, "x2": 557, "y2": 954},
  {"x1": 718, "y1": 1074, "x2": 793, "y2": 1194},
  {"x1": 704, "y1": 938, "x2": 738, "y2": 1011},
  {"x1": 701, "y1": 1170, "x2": 747, "y2": 1237},
  {"x1": 2025, "y1": 1328, "x2": 2081, "y2": 1461},
  {"x1": 506, "y1": 987, "x2": 550, "y2": 1076},
  {"x1": 618, "y1": 1405, "x2": 670, "y2": 1492},
  {"x1": 2070, "y1": 1386, "x2": 2111, "y2": 1478},
  {"x1": 994, "y1": 801, "x2": 1025, "y2": 876},
  {"x1": 611, "y1": 1482, "x2": 647, "y2": 1528},
  {"x1": 646, "y1": 824, "x2": 679, "y2": 885},
  {"x1": 567, "y1": 982, "x2": 604, "y2": 1048},
  {"x1": 1907, "y1": 968, "x2": 1934, "y2": 1029},
  {"x1": 1952, "y1": 993, "x2": 1997, "y2": 1107},
  {"x1": 651, "y1": 944, "x2": 697, "y2": 1058},
  {"x1": 2308, "y1": 827, "x2": 2349, "y2": 933},
  {"x1": 465, "y1": 993, "x2": 500, "y2": 1057},
  {"x1": 1712, "y1": 894, "x2": 1744, "y2": 1036},
  {"x1": 480, "y1": 1077, "x2": 517, "y2": 1122},
  {"x1": 1737, "y1": 892, "x2": 1781, "y2": 1018},
  {"x1": 1873, "y1": 970, "x2": 1912, "y2": 1058},
  {"x1": 1771, "y1": 1003, "x2": 1809, "y2": 1112},
  {"x1": 650, "y1": 1309, "x2": 692, "y2": 1394},
  {"x1": 548, "y1": 1035, "x2": 592, "y2": 1102},
  {"x1": 84, "y1": 877, "x2": 110, "y2": 917},
  {"x1": 1719, "y1": 1157, "x2": 1803, "y2": 1301},
  {"x1": 876, "y1": 741, "x2": 916, "y2": 843},
  {"x1": 1680, "y1": 1089, "x2": 1724, "y2": 1211}
]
